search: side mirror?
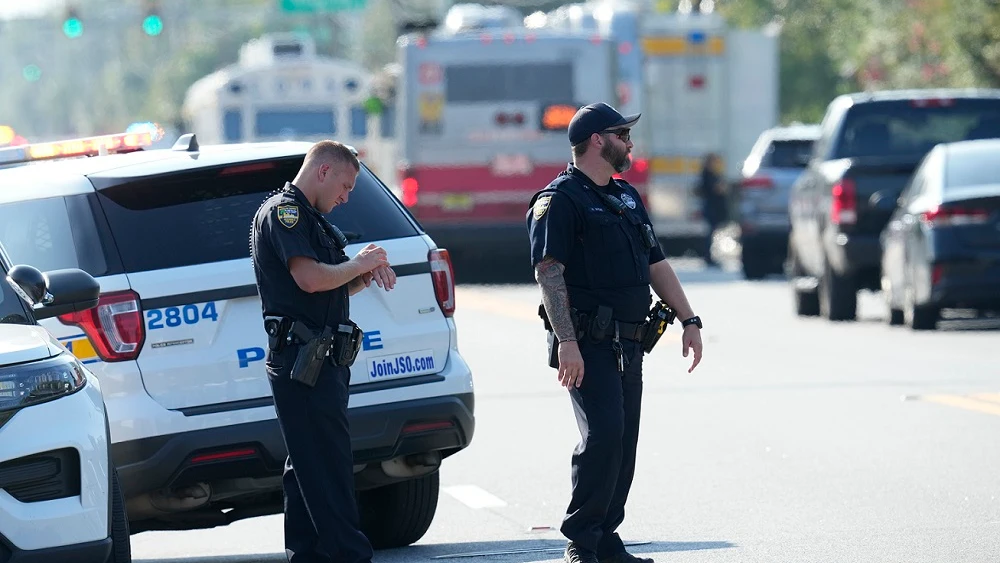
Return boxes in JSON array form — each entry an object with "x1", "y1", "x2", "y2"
[
  {"x1": 7, "y1": 265, "x2": 101, "y2": 320},
  {"x1": 8, "y1": 264, "x2": 48, "y2": 305}
]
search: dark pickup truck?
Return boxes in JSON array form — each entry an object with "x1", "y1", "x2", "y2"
[{"x1": 787, "y1": 89, "x2": 1000, "y2": 321}]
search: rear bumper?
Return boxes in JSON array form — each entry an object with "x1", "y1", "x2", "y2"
[
  {"x1": 824, "y1": 230, "x2": 882, "y2": 275},
  {"x1": 930, "y1": 261, "x2": 1000, "y2": 310},
  {"x1": 0, "y1": 535, "x2": 111, "y2": 563},
  {"x1": 740, "y1": 229, "x2": 789, "y2": 252},
  {"x1": 112, "y1": 392, "x2": 476, "y2": 499}
]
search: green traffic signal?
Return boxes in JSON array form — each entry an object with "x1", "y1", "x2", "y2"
[
  {"x1": 142, "y1": 14, "x2": 163, "y2": 36},
  {"x1": 63, "y1": 17, "x2": 83, "y2": 38},
  {"x1": 22, "y1": 65, "x2": 42, "y2": 82}
]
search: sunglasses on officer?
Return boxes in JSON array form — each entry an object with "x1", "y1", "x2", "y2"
[{"x1": 602, "y1": 128, "x2": 631, "y2": 143}]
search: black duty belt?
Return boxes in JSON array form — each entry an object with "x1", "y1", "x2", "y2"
[
  {"x1": 615, "y1": 320, "x2": 647, "y2": 342},
  {"x1": 570, "y1": 310, "x2": 647, "y2": 342}
]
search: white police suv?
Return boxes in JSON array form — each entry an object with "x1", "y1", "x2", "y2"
[
  {"x1": 0, "y1": 243, "x2": 130, "y2": 562},
  {"x1": 0, "y1": 132, "x2": 475, "y2": 548}
]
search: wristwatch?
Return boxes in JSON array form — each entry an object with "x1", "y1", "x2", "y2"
[{"x1": 681, "y1": 316, "x2": 702, "y2": 329}]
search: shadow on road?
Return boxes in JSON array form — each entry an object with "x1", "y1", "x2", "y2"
[
  {"x1": 392, "y1": 539, "x2": 737, "y2": 561},
  {"x1": 134, "y1": 538, "x2": 736, "y2": 563}
]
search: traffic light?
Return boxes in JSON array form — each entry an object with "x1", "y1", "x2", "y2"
[
  {"x1": 21, "y1": 65, "x2": 42, "y2": 82},
  {"x1": 142, "y1": 0, "x2": 163, "y2": 37},
  {"x1": 62, "y1": 5, "x2": 83, "y2": 38}
]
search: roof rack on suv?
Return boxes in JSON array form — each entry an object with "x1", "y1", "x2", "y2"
[{"x1": 0, "y1": 131, "x2": 153, "y2": 166}]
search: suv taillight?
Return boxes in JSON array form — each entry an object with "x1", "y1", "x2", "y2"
[
  {"x1": 831, "y1": 178, "x2": 857, "y2": 225},
  {"x1": 921, "y1": 205, "x2": 989, "y2": 227},
  {"x1": 741, "y1": 176, "x2": 774, "y2": 190},
  {"x1": 429, "y1": 249, "x2": 455, "y2": 317},
  {"x1": 59, "y1": 290, "x2": 145, "y2": 362}
]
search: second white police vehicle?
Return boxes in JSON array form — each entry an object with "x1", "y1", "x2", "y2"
[
  {"x1": 0, "y1": 244, "x2": 131, "y2": 562},
  {"x1": 0, "y1": 131, "x2": 475, "y2": 548}
]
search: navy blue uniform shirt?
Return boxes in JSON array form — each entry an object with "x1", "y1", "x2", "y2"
[
  {"x1": 527, "y1": 165, "x2": 665, "y2": 323},
  {"x1": 251, "y1": 183, "x2": 350, "y2": 331}
]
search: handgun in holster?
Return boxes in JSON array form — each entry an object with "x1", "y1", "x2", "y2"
[
  {"x1": 640, "y1": 300, "x2": 676, "y2": 354},
  {"x1": 290, "y1": 325, "x2": 334, "y2": 387}
]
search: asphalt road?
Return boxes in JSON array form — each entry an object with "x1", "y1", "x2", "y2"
[{"x1": 131, "y1": 259, "x2": 1000, "y2": 563}]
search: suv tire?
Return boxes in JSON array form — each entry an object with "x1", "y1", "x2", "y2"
[
  {"x1": 359, "y1": 471, "x2": 440, "y2": 549},
  {"x1": 741, "y1": 252, "x2": 768, "y2": 281},
  {"x1": 108, "y1": 468, "x2": 131, "y2": 563},
  {"x1": 819, "y1": 262, "x2": 857, "y2": 321},
  {"x1": 788, "y1": 250, "x2": 820, "y2": 317}
]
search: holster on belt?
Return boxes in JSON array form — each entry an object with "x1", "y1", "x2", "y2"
[
  {"x1": 640, "y1": 300, "x2": 676, "y2": 354},
  {"x1": 329, "y1": 321, "x2": 363, "y2": 368},
  {"x1": 290, "y1": 325, "x2": 334, "y2": 387}
]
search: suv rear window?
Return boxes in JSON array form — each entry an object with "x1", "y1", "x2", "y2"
[
  {"x1": 835, "y1": 99, "x2": 1000, "y2": 159},
  {"x1": 96, "y1": 157, "x2": 419, "y2": 273},
  {"x1": 765, "y1": 139, "x2": 814, "y2": 168},
  {"x1": 0, "y1": 195, "x2": 113, "y2": 276}
]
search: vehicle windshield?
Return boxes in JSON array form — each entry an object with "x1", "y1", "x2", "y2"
[
  {"x1": 767, "y1": 139, "x2": 815, "y2": 168},
  {"x1": 946, "y1": 149, "x2": 1000, "y2": 188},
  {"x1": 0, "y1": 265, "x2": 32, "y2": 325},
  {"x1": 835, "y1": 99, "x2": 1000, "y2": 159}
]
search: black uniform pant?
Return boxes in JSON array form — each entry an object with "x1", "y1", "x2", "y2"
[
  {"x1": 266, "y1": 347, "x2": 373, "y2": 563},
  {"x1": 561, "y1": 337, "x2": 644, "y2": 559}
]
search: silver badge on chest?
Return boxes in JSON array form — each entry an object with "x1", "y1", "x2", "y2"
[{"x1": 621, "y1": 193, "x2": 637, "y2": 209}]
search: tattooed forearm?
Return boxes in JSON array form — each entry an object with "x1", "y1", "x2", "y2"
[{"x1": 535, "y1": 257, "x2": 577, "y2": 342}]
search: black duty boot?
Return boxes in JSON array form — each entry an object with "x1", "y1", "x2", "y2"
[
  {"x1": 599, "y1": 552, "x2": 654, "y2": 563},
  {"x1": 564, "y1": 541, "x2": 599, "y2": 563}
]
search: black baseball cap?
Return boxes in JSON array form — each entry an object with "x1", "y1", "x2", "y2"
[{"x1": 567, "y1": 102, "x2": 641, "y2": 146}]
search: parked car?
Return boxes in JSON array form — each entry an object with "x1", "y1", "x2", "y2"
[
  {"x1": 0, "y1": 131, "x2": 475, "y2": 548},
  {"x1": 788, "y1": 89, "x2": 1000, "y2": 321},
  {"x1": 880, "y1": 138, "x2": 1000, "y2": 330},
  {"x1": 0, "y1": 243, "x2": 131, "y2": 562},
  {"x1": 738, "y1": 123, "x2": 821, "y2": 279}
]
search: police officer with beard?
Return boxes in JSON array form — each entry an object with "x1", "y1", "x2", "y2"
[
  {"x1": 251, "y1": 140, "x2": 396, "y2": 563},
  {"x1": 526, "y1": 103, "x2": 704, "y2": 563}
]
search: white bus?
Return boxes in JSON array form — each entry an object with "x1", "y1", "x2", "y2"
[{"x1": 182, "y1": 34, "x2": 375, "y2": 156}]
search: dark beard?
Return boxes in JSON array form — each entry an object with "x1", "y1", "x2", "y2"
[{"x1": 601, "y1": 140, "x2": 631, "y2": 174}]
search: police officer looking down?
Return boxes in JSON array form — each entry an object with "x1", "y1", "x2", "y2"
[
  {"x1": 526, "y1": 103, "x2": 704, "y2": 563},
  {"x1": 250, "y1": 140, "x2": 396, "y2": 563}
]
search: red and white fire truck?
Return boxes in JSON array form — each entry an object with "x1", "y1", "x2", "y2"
[{"x1": 392, "y1": 17, "x2": 649, "y2": 259}]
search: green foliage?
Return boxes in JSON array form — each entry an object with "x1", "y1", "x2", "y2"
[{"x1": 720, "y1": 0, "x2": 1000, "y2": 124}]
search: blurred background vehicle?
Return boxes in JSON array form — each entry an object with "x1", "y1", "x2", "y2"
[
  {"x1": 880, "y1": 138, "x2": 1000, "y2": 331},
  {"x1": 788, "y1": 89, "x2": 1000, "y2": 321},
  {"x1": 737, "y1": 123, "x2": 820, "y2": 279}
]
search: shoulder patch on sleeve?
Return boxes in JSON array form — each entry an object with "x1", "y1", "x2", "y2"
[
  {"x1": 276, "y1": 204, "x2": 299, "y2": 228},
  {"x1": 533, "y1": 194, "x2": 552, "y2": 220}
]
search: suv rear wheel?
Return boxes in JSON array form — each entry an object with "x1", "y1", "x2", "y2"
[
  {"x1": 819, "y1": 261, "x2": 857, "y2": 321},
  {"x1": 788, "y1": 249, "x2": 820, "y2": 317},
  {"x1": 108, "y1": 468, "x2": 131, "y2": 563},
  {"x1": 358, "y1": 471, "x2": 440, "y2": 549}
]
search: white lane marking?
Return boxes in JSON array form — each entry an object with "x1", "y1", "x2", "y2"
[{"x1": 443, "y1": 485, "x2": 508, "y2": 509}]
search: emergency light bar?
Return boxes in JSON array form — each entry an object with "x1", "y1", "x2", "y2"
[{"x1": 0, "y1": 131, "x2": 153, "y2": 166}]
